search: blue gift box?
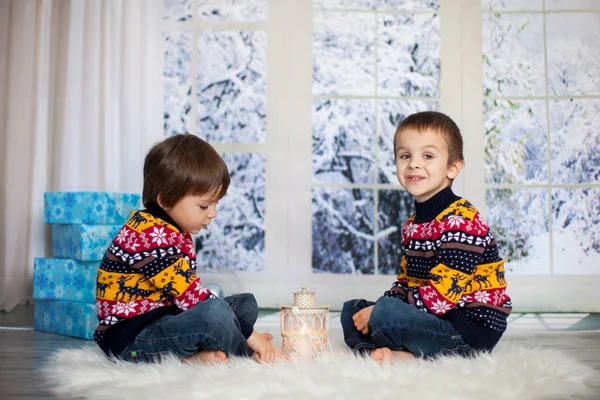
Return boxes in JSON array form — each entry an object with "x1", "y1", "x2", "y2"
[
  {"x1": 52, "y1": 224, "x2": 120, "y2": 261},
  {"x1": 33, "y1": 258, "x2": 98, "y2": 303},
  {"x1": 44, "y1": 192, "x2": 140, "y2": 225},
  {"x1": 34, "y1": 299, "x2": 97, "y2": 339}
]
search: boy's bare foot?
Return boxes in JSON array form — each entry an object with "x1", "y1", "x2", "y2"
[
  {"x1": 182, "y1": 350, "x2": 228, "y2": 365},
  {"x1": 372, "y1": 347, "x2": 414, "y2": 364}
]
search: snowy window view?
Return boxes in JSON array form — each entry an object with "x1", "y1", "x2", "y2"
[
  {"x1": 312, "y1": 0, "x2": 439, "y2": 274},
  {"x1": 195, "y1": 153, "x2": 265, "y2": 272},
  {"x1": 162, "y1": 0, "x2": 267, "y2": 271},
  {"x1": 196, "y1": 30, "x2": 267, "y2": 143},
  {"x1": 482, "y1": 0, "x2": 600, "y2": 275}
]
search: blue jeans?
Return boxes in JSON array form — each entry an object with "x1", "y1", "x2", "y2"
[
  {"x1": 341, "y1": 297, "x2": 473, "y2": 359},
  {"x1": 119, "y1": 293, "x2": 258, "y2": 362}
]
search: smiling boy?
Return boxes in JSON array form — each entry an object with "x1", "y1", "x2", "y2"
[{"x1": 341, "y1": 111, "x2": 512, "y2": 362}]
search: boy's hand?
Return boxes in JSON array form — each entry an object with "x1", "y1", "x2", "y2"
[
  {"x1": 352, "y1": 305, "x2": 374, "y2": 334},
  {"x1": 247, "y1": 331, "x2": 286, "y2": 363}
]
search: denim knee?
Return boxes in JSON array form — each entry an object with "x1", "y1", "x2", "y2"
[
  {"x1": 369, "y1": 297, "x2": 407, "y2": 332},
  {"x1": 193, "y1": 298, "x2": 236, "y2": 323},
  {"x1": 230, "y1": 293, "x2": 259, "y2": 326}
]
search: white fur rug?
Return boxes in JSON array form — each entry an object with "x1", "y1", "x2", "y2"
[{"x1": 42, "y1": 343, "x2": 596, "y2": 400}]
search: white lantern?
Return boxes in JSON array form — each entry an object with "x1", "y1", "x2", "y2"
[{"x1": 280, "y1": 286, "x2": 330, "y2": 357}]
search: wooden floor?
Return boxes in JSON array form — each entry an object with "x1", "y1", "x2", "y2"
[{"x1": 1, "y1": 308, "x2": 600, "y2": 399}]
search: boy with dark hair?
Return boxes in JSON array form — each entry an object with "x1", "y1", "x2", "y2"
[
  {"x1": 342, "y1": 111, "x2": 511, "y2": 361},
  {"x1": 95, "y1": 134, "x2": 282, "y2": 364}
]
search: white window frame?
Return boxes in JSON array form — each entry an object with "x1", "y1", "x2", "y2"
[
  {"x1": 175, "y1": 0, "x2": 600, "y2": 312},
  {"x1": 456, "y1": 0, "x2": 600, "y2": 312}
]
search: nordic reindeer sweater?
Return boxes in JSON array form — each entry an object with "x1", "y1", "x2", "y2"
[
  {"x1": 93, "y1": 206, "x2": 252, "y2": 357},
  {"x1": 384, "y1": 187, "x2": 512, "y2": 351}
]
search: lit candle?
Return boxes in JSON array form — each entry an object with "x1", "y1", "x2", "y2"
[{"x1": 280, "y1": 287, "x2": 330, "y2": 357}]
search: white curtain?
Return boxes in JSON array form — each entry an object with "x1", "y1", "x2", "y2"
[{"x1": 0, "y1": 0, "x2": 163, "y2": 312}]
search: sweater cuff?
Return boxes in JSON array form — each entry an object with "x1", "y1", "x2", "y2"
[{"x1": 238, "y1": 317, "x2": 254, "y2": 339}]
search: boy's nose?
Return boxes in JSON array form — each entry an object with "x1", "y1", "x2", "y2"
[
  {"x1": 408, "y1": 158, "x2": 421, "y2": 169},
  {"x1": 207, "y1": 204, "x2": 217, "y2": 218}
]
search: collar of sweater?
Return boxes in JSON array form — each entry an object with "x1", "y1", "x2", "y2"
[
  {"x1": 413, "y1": 186, "x2": 461, "y2": 224},
  {"x1": 143, "y1": 204, "x2": 185, "y2": 234}
]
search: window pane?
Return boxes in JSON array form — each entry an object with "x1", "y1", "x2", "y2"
[
  {"x1": 552, "y1": 188, "x2": 600, "y2": 274},
  {"x1": 487, "y1": 189, "x2": 550, "y2": 274},
  {"x1": 546, "y1": 13, "x2": 600, "y2": 96},
  {"x1": 482, "y1": 14, "x2": 545, "y2": 97},
  {"x1": 378, "y1": 0, "x2": 439, "y2": 11},
  {"x1": 550, "y1": 99, "x2": 600, "y2": 184},
  {"x1": 313, "y1": 11, "x2": 376, "y2": 96},
  {"x1": 484, "y1": 99, "x2": 548, "y2": 184},
  {"x1": 164, "y1": 0, "x2": 192, "y2": 22},
  {"x1": 312, "y1": 188, "x2": 375, "y2": 274},
  {"x1": 378, "y1": 189, "x2": 415, "y2": 275},
  {"x1": 377, "y1": 13, "x2": 440, "y2": 97},
  {"x1": 195, "y1": 153, "x2": 265, "y2": 272},
  {"x1": 312, "y1": 99, "x2": 376, "y2": 184},
  {"x1": 163, "y1": 31, "x2": 192, "y2": 136},
  {"x1": 545, "y1": 0, "x2": 600, "y2": 10},
  {"x1": 198, "y1": 0, "x2": 267, "y2": 21},
  {"x1": 313, "y1": 0, "x2": 376, "y2": 9},
  {"x1": 196, "y1": 31, "x2": 267, "y2": 143},
  {"x1": 481, "y1": 0, "x2": 542, "y2": 11}
]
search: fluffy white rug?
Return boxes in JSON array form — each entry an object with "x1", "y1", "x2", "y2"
[{"x1": 42, "y1": 343, "x2": 596, "y2": 400}]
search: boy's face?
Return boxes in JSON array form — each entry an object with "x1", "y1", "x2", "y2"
[
  {"x1": 394, "y1": 128, "x2": 464, "y2": 203},
  {"x1": 160, "y1": 191, "x2": 220, "y2": 234}
]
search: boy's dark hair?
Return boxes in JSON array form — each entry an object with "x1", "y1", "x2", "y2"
[
  {"x1": 142, "y1": 134, "x2": 230, "y2": 209},
  {"x1": 394, "y1": 111, "x2": 464, "y2": 165}
]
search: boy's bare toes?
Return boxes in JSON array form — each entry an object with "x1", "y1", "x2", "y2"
[
  {"x1": 371, "y1": 348, "x2": 413, "y2": 364},
  {"x1": 214, "y1": 351, "x2": 228, "y2": 363},
  {"x1": 372, "y1": 348, "x2": 392, "y2": 363},
  {"x1": 188, "y1": 350, "x2": 228, "y2": 365}
]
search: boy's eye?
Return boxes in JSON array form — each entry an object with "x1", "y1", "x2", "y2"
[
  {"x1": 199, "y1": 206, "x2": 208, "y2": 210},
  {"x1": 398, "y1": 154, "x2": 410, "y2": 160},
  {"x1": 423, "y1": 154, "x2": 434, "y2": 159}
]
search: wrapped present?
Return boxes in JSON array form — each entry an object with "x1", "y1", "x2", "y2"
[
  {"x1": 52, "y1": 224, "x2": 120, "y2": 261},
  {"x1": 34, "y1": 299, "x2": 97, "y2": 339},
  {"x1": 44, "y1": 192, "x2": 140, "y2": 225},
  {"x1": 33, "y1": 258, "x2": 98, "y2": 303}
]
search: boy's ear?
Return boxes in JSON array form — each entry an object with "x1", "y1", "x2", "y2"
[
  {"x1": 447, "y1": 159, "x2": 465, "y2": 180},
  {"x1": 157, "y1": 194, "x2": 169, "y2": 211}
]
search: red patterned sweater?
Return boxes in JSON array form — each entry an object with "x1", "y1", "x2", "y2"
[
  {"x1": 384, "y1": 187, "x2": 512, "y2": 351},
  {"x1": 94, "y1": 206, "x2": 217, "y2": 357}
]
